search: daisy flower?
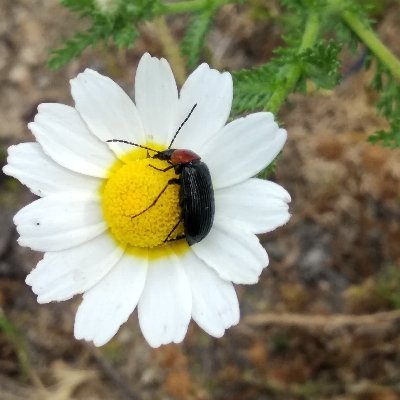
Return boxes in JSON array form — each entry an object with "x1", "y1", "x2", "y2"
[{"x1": 3, "y1": 53, "x2": 290, "y2": 348}]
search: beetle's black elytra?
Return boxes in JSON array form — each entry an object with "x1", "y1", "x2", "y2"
[{"x1": 106, "y1": 104, "x2": 215, "y2": 246}]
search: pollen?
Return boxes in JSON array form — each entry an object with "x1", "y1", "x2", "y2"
[{"x1": 101, "y1": 145, "x2": 185, "y2": 250}]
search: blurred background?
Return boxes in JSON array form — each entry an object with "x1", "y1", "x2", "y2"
[{"x1": 1, "y1": 0, "x2": 400, "y2": 399}]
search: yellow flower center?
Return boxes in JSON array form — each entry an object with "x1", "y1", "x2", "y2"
[{"x1": 101, "y1": 144, "x2": 187, "y2": 256}]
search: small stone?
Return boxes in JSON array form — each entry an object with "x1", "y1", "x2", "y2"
[
  {"x1": 315, "y1": 136, "x2": 344, "y2": 160},
  {"x1": 9, "y1": 65, "x2": 30, "y2": 85},
  {"x1": 361, "y1": 145, "x2": 389, "y2": 171},
  {"x1": 20, "y1": 47, "x2": 39, "y2": 65}
]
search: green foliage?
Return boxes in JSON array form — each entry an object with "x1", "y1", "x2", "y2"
[
  {"x1": 325, "y1": 0, "x2": 375, "y2": 54},
  {"x1": 232, "y1": 0, "x2": 344, "y2": 115},
  {"x1": 0, "y1": 310, "x2": 34, "y2": 381},
  {"x1": 49, "y1": 0, "x2": 160, "y2": 69},
  {"x1": 48, "y1": 30, "x2": 100, "y2": 70},
  {"x1": 181, "y1": 6, "x2": 217, "y2": 70},
  {"x1": 232, "y1": 39, "x2": 341, "y2": 115},
  {"x1": 280, "y1": 0, "x2": 326, "y2": 14},
  {"x1": 299, "y1": 41, "x2": 342, "y2": 89},
  {"x1": 368, "y1": 61, "x2": 400, "y2": 147},
  {"x1": 61, "y1": 0, "x2": 94, "y2": 13},
  {"x1": 376, "y1": 265, "x2": 400, "y2": 309},
  {"x1": 51, "y1": 0, "x2": 400, "y2": 149},
  {"x1": 232, "y1": 63, "x2": 275, "y2": 115}
]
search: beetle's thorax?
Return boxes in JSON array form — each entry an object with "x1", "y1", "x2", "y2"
[
  {"x1": 171, "y1": 149, "x2": 201, "y2": 164},
  {"x1": 154, "y1": 148, "x2": 201, "y2": 165}
]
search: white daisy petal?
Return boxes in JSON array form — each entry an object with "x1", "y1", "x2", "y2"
[
  {"x1": 201, "y1": 112, "x2": 287, "y2": 189},
  {"x1": 14, "y1": 194, "x2": 106, "y2": 252},
  {"x1": 26, "y1": 234, "x2": 124, "y2": 303},
  {"x1": 74, "y1": 254, "x2": 147, "y2": 347},
  {"x1": 184, "y1": 250, "x2": 239, "y2": 337},
  {"x1": 215, "y1": 178, "x2": 291, "y2": 234},
  {"x1": 28, "y1": 103, "x2": 115, "y2": 177},
  {"x1": 135, "y1": 53, "x2": 179, "y2": 145},
  {"x1": 2, "y1": 143, "x2": 102, "y2": 197},
  {"x1": 191, "y1": 220, "x2": 269, "y2": 285},
  {"x1": 70, "y1": 69, "x2": 145, "y2": 155},
  {"x1": 173, "y1": 63, "x2": 233, "y2": 153},
  {"x1": 138, "y1": 252, "x2": 192, "y2": 348}
]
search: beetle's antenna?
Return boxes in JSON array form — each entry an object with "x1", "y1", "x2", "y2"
[
  {"x1": 106, "y1": 139, "x2": 159, "y2": 154},
  {"x1": 168, "y1": 103, "x2": 197, "y2": 149}
]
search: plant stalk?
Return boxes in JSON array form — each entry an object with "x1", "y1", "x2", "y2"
[
  {"x1": 264, "y1": 11, "x2": 320, "y2": 114},
  {"x1": 162, "y1": 0, "x2": 234, "y2": 14},
  {"x1": 153, "y1": 16, "x2": 187, "y2": 85},
  {"x1": 0, "y1": 310, "x2": 44, "y2": 389},
  {"x1": 340, "y1": 10, "x2": 400, "y2": 81}
]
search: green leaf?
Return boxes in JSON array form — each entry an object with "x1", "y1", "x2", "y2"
[
  {"x1": 232, "y1": 64, "x2": 277, "y2": 115},
  {"x1": 232, "y1": 38, "x2": 341, "y2": 115},
  {"x1": 49, "y1": 0, "x2": 161, "y2": 69},
  {"x1": 48, "y1": 30, "x2": 98, "y2": 70},
  {"x1": 298, "y1": 40, "x2": 342, "y2": 89},
  {"x1": 61, "y1": 0, "x2": 95, "y2": 13},
  {"x1": 0, "y1": 310, "x2": 34, "y2": 381},
  {"x1": 112, "y1": 24, "x2": 138, "y2": 48},
  {"x1": 181, "y1": 6, "x2": 217, "y2": 70},
  {"x1": 368, "y1": 60, "x2": 400, "y2": 147}
]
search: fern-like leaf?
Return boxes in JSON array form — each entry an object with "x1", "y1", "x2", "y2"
[
  {"x1": 60, "y1": 0, "x2": 95, "y2": 13},
  {"x1": 181, "y1": 6, "x2": 217, "y2": 70},
  {"x1": 232, "y1": 38, "x2": 341, "y2": 115},
  {"x1": 368, "y1": 61, "x2": 400, "y2": 147},
  {"x1": 48, "y1": 30, "x2": 98, "y2": 70},
  {"x1": 49, "y1": 0, "x2": 160, "y2": 69}
]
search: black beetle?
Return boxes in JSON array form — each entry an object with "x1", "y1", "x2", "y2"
[{"x1": 107, "y1": 104, "x2": 215, "y2": 245}]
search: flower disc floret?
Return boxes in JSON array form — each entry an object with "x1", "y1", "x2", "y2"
[{"x1": 101, "y1": 148, "x2": 183, "y2": 249}]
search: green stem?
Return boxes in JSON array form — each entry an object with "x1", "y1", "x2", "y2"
[
  {"x1": 163, "y1": 0, "x2": 206, "y2": 13},
  {"x1": 0, "y1": 310, "x2": 44, "y2": 389},
  {"x1": 258, "y1": 11, "x2": 319, "y2": 179},
  {"x1": 264, "y1": 11, "x2": 320, "y2": 114},
  {"x1": 162, "y1": 0, "x2": 233, "y2": 14},
  {"x1": 340, "y1": 10, "x2": 400, "y2": 81}
]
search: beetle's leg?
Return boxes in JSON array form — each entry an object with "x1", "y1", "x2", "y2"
[
  {"x1": 165, "y1": 234, "x2": 186, "y2": 243},
  {"x1": 130, "y1": 178, "x2": 180, "y2": 219},
  {"x1": 148, "y1": 163, "x2": 175, "y2": 172},
  {"x1": 163, "y1": 217, "x2": 183, "y2": 242}
]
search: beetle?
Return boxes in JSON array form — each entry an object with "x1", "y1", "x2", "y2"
[{"x1": 107, "y1": 104, "x2": 215, "y2": 245}]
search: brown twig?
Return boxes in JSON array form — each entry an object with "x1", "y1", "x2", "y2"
[
  {"x1": 152, "y1": 16, "x2": 187, "y2": 86},
  {"x1": 91, "y1": 347, "x2": 141, "y2": 400},
  {"x1": 244, "y1": 310, "x2": 400, "y2": 330}
]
